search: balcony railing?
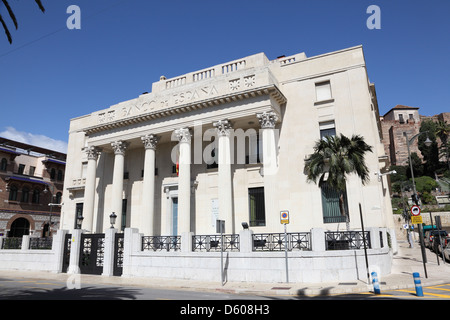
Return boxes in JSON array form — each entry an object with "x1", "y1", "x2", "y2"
[
  {"x1": 29, "y1": 237, "x2": 53, "y2": 250},
  {"x1": 325, "y1": 231, "x2": 371, "y2": 250},
  {"x1": 142, "y1": 236, "x2": 181, "y2": 252},
  {"x1": 253, "y1": 232, "x2": 311, "y2": 251},
  {"x1": 192, "y1": 234, "x2": 240, "y2": 252},
  {"x1": 1, "y1": 237, "x2": 22, "y2": 249}
]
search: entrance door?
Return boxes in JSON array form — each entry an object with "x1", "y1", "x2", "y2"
[
  {"x1": 79, "y1": 233, "x2": 105, "y2": 275},
  {"x1": 61, "y1": 233, "x2": 72, "y2": 273},
  {"x1": 172, "y1": 197, "x2": 178, "y2": 236}
]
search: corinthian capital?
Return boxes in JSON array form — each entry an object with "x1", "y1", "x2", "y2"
[
  {"x1": 257, "y1": 111, "x2": 279, "y2": 129},
  {"x1": 175, "y1": 128, "x2": 191, "y2": 143},
  {"x1": 85, "y1": 146, "x2": 101, "y2": 160},
  {"x1": 111, "y1": 140, "x2": 129, "y2": 155},
  {"x1": 213, "y1": 119, "x2": 233, "y2": 137},
  {"x1": 141, "y1": 134, "x2": 159, "y2": 150}
]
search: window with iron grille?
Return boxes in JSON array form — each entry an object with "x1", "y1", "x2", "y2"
[
  {"x1": 320, "y1": 182, "x2": 348, "y2": 223},
  {"x1": 249, "y1": 187, "x2": 265, "y2": 226}
]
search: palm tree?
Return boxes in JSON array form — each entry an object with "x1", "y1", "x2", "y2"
[
  {"x1": 1, "y1": 0, "x2": 45, "y2": 44},
  {"x1": 304, "y1": 134, "x2": 373, "y2": 226}
]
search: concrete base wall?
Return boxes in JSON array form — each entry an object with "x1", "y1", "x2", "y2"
[
  {"x1": 0, "y1": 227, "x2": 393, "y2": 284},
  {"x1": 124, "y1": 249, "x2": 392, "y2": 284}
]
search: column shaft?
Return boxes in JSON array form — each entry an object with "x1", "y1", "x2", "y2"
[
  {"x1": 82, "y1": 146, "x2": 100, "y2": 233},
  {"x1": 175, "y1": 128, "x2": 191, "y2": 234},
  {"x1": 111, "y1": 141, "x2": 128, "y2": 231},
  {"x1": 257, "y1": 112, "x2": 279, "y2": 228},
  {"x1": 140, "y1": 134, "x2": 158, "y2": 236},
  {"x1": 214, "y1": 119, "x2": 234, "y2": 234}
]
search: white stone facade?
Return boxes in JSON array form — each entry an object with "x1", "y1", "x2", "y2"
[{"x1": 61, "y1": 46, "x2": 395, "y2": 247}]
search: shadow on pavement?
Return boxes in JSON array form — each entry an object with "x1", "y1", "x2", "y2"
[{"x1": 0, "y1": 285, "x2": 140, "y2": 300}]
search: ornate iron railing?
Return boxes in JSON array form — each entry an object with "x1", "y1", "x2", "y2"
[
  {"x1": 325, "y1": 231, "x2": 371, "y2": 250},
  {"x1": 192, "y1": 234, "x2": 240, "y2": 252},
  {"x1": 1, "y1": 237, "x2": 22, "y2": 249},
  {"x1": 29, "y1": 237, "x2": 53, "y2": 250},
  {"x1": 142, "y1": 236, "x2": 181, "y2": 252},
  {"x1": 253, "y1": 232, "x2": 311, "y2": 251}
]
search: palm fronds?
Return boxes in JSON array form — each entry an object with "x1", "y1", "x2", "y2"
[{"x1": 1, "y1": 0, "x2": 45, "y2": 44}]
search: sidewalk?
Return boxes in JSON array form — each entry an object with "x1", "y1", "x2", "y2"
[{"x1": 2, "y1": 240, "x2": 450, "y2": 297}]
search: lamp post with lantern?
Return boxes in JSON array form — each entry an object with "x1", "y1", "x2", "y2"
[{"x1": 403, "y1": 130, "x2": 432, "y2": 278}]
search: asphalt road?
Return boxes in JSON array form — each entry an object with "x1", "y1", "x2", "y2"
[
  {"x1": 0, "y1": 276, "x2": 269, "y2": 300},
  {"x1": 1, "y1": 276, "x2": 449, "y2": 301}
]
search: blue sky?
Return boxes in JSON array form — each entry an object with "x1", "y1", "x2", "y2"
[{"x1": 0, "y1": 0, "x2": 449, "y2": 153}]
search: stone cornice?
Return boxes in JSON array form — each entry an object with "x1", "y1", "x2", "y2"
[{"x1": 83, "y1": 84, "x2": 286, "y2": 136}]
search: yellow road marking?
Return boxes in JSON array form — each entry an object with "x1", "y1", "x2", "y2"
[
  {"x1": 398, "y1": 289, "x2": 450, "y2": 298},
  {"x1": 427, "y1": 286, "x2": 450, "y2": 292}
]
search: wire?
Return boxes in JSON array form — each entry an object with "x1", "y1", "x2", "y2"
[{"x1": 0, "y1": 0, "x2": 127, "y2": 59}]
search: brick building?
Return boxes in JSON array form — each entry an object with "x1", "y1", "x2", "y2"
[
  {"x1": 381, "y1": 106, "x2": 450, "y2": 167},
  {"x1": 0, "y1": 137, "x2": 66, "y2": 238},
  {"x1": 380, "y1": 105, "x2": 422, "y2": 166}
]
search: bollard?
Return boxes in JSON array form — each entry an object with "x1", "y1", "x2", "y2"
[
  {"x1": 371, "y1": 271, "x2": 381, "y2": 294},
  {"x1": 413, "y1": 272, "x2": 424, "y2": 297}
]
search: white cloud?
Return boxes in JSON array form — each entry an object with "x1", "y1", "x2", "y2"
[{"x1": 0, "y1": 127, "x2": 68, "y2": 154}]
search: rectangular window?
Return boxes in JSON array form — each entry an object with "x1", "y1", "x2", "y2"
[
  {"x1": 18, "y1": 164, "x2": 25, "y2": 175},
  {"x1": 249, "y1": 187, "x2": 265, "y2": 226},
  {"x1": 398, "y1": 114, "x2": 405, "y2": 124},
  {"x1": 75, "y1": 203, "x2": 83, "y2": 229},
  {"x1": 121, "y1": 199, "x2": 127, "y2": 231},
  {"x1": 321, "y1": 182, "x2": 348, "y2": 223},
  {"x1": 315, "y1": 81, "x2": 332, "y2": 101},
  {"x1": 29, "y1": 166, "x2": 36, "y2": 176},
  {"x1": 246, "y1": 133, "x2": 261, "y2": 164},
  {"x1": 319, "y1": 121, "x2": 336, "y2": 139}
]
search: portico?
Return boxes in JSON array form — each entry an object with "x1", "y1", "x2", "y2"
[{"x1": 77, "y1": 108, "x2": 280, "y2": 236}]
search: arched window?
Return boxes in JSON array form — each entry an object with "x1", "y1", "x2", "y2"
[
  {"x1": 21, "y1": 187, "x2": 30, "y2": 203},
  {"x1": 9, "y1": 218, "x2": 30, "y2": 237},
  {"x1": 8, "y1": 185, "x2": 18, "y2": 201},
  {"x1": 32, "y1": 189, "x2": 40, "y2": 204},
  {"x1": 0, "y1": 158, "x2": 7, "y2": 171},
  {"x1": 55, "y1": 192, "x2": 62, "y2": 204}
]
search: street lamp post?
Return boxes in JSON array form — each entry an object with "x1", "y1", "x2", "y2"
[{"x1": 403, "y1": 131, "x2": 432, "y2": 278}]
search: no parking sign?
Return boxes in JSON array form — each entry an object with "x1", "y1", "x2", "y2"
[{"x1": 280, "y1": 210, "x2": 289, "y2": 224}]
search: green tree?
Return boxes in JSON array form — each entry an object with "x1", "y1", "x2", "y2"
[
  {"x1": 435, "y1": 120, "x2": 450, "y2": 171},
  {"x1": 406, "y1": 152, "x2": 424, "y2": 178},
  {"x1": 414, "y1": 175, "x2": 438, "y2": 193},
  {"x1": 0, "y1": 0, "x2": 45, "y2": 44},
  {"x1": 418, "y1": 119, "x2": 439, "y2": 176},
  {"x1": 304, "y1": 134, "x2": 373, "y2": 223}
]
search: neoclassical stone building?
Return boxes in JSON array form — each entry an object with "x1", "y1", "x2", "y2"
[{"x1": 61, "y1": 46, "x2": 395, "y2": 242}]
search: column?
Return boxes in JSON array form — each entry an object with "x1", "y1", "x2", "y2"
[
  {"x1": 111, "y1": 140, "x2": 128, "y2": 231},
  {"x1": 257, "y1": 111, "x2": 279, "y2": 226},
  {"x1": 140, "y1": 134, "x2": 159, "y2": 236},
  {"x1": 214, "y1": 119, "x2": 234, "y2": 234},
  {"x1": 83, "y1": 146, "x2": 101, "y2": 233},
  {"x1": 174, "y1": 128, "x2": 191, "y2": 234}
]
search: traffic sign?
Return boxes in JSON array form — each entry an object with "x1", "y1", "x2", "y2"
[
  {"x1": 411, "y1": 216, "x2": 423, "y2": 224},
  {"x1": 411, "y1": 205, "x2": 421, "y2": 216},
  {"x1": 280, "y1": 210, "x2": 289, "y2": 224}
]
